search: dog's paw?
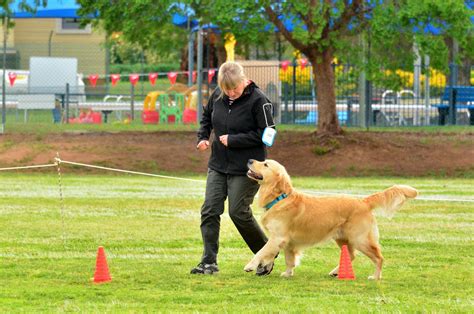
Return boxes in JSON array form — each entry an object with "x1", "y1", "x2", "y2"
[
  {"x1": 280, "y1": 270, "x2": 293, "y2": 278},
  {"x1": 243, "y1": 265, "x2": 254, "y2": 272},
  {"x1": 329, "y1": 266, "x2": 339, "y2": 277},
  {"x1": 244, "y1": 261, "x2": 258, "y2": 272},
  {"x1": 368, "y1": 275, "x2": 381, "y2": 280}
]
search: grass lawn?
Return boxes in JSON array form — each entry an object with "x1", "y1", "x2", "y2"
[{"x1": 0, "y1": 173, "x2": 473, "y2": 312}]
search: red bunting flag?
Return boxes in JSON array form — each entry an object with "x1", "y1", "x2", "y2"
[
  {"x1": 88, "y1": 74, "x2": 99, "y2": 88},
  {"x1": 129, "y1": 73, "x2": 139, "y2": 86},
  {"x1": 167, "y1": 72, "x2": 177, "y2": 85},
  {"x1": 208, "y1": 69, "x2": 215, "y2": 84},
  {"x1": 168, "y1": 72, "x2": 178, "y2": 85},
  {"x1": 281, "y1": 60, "x2": 290, "y2": 72},
  {"x1": 8, "y1": 72, "x2": 17, "y2": 86},
  {"x1": 185, "y1": 71, "x2": 197, "y2": 83},
  {"x1": 300, "y1": 58, "x2": 308, "y2": 70},
  {"x1": 149, "y1": 72, "x2": 158, "y2": 85},
  {"x1": 111, "y1": 74, "x2": 120, "y2": 86}
]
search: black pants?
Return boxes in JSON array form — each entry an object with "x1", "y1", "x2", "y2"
[{"x1": 200, "y1": 169, "x2": 267, "y2": 264}]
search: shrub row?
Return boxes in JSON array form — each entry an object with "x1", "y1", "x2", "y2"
[{"x1": 110, "y1": 63, "x2": 180, "y2": 74}]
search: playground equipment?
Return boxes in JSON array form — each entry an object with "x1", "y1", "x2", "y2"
[
  {"x1": 183, "y1": 90, "x2": 198, "y2": 124},
  {"x1": 141, "y1": 110, "x2": 159, "y2": 124},
  {"x1": 159, "y1": 93, "x2": 184, "y2": 123},
  {"x1": 141, "y1": 90, "x2": 198, "y2": 124},
  {"x1": 225, "y1": 33, "x2": 236, "y2": 62},
  {"x1": 143, "y1": 91, "x2": 163, "y2": 111},
  {"x1": 68, "y1": 109, "x2": 101, "y2": 124},
  {"x1": 141, "y1": 91, "x2": 162, "y2": 124}
]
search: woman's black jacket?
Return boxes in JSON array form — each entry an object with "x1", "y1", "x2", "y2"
[{"x1": 197, "y1": 81, "x2": 275, "y2": 175}]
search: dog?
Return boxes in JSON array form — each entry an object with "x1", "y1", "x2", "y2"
[{"x1": 245, "y1": 159, "x2": 418, "y2": 280}]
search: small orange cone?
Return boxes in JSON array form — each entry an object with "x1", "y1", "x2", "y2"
[
  {"x1": 338, "y1": 245, "x2": 355, "y2": 280},
  {"x1": 93, "y1": 246, "x2": 111, "y2": 283}
]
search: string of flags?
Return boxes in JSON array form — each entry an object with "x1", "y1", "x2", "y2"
[
  {"x1": 4, "y1": 70, "x2": 218, "y2": 88},
  {"x1": 85, "y1": 69, "x2": 217, "y2": 88},
  {"x1": 6, "y1": 60, "x2": 306, "y2": 87},
  {"x1": 8, "y1": 72, "x2": 17, "y2": 86},
  {"x1": 280, "y1": 58, "x2": 309, "y2": 73}
]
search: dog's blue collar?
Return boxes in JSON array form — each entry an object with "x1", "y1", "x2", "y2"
[{"x1": 264, "y1": 193, "x2": 288, "y2": 210}]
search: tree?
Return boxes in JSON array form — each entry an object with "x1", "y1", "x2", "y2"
[
  {"x1": 78, "y1": 1, "x2": 189, "y2": 63},
  {"x1": 196, "y1": 0, "x2": 473, "y2": 135},
  {"x1": 77, "y1": 1, "x2": 279, "y2": 70},
  {"x1": 1, "y1": 0, "x2": 46, "y2": 133},
  {"x1": 79, "y1": 0, "x2": 473, "y2": 135}
]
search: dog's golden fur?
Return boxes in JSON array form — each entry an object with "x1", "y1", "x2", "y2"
[{"x1": 245, "y1": 159, "x2": 418, "y2": 279}]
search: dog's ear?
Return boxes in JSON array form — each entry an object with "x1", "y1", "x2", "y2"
[{"x1": 276, "y1": 171, "x2": 293, "y2": 194}]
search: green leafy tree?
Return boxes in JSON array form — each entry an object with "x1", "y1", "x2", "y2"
[
  {"x1": 77, "y1": 0, "x2": 277, "y2": 68},
  {"x1": 78, "y1": 0, "x2": 473, "y2": 135},
  {"x1": 200, "y1": 0, "x2": 472, "y2": 135},
  {"x1": 78, "y1": 1, "x2": 188, "y2": 65},
  {"x1": 1, "y1": 1, "x2": 46, "y2": 132}
]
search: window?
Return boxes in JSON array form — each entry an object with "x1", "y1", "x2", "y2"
[{"x1": 56, "y1": 18, "x2": 92, "y2": 34}]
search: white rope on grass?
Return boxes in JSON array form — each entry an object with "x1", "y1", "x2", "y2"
[
  {"x1": 55, "y1": 158, "x2": 206, "y2": 184},
  {"x1": 0, "y1": 163, "x2": 57, "y2": 171},
  {"x1": 1, "y1": 158, "x2": 471, "y2": 203}
]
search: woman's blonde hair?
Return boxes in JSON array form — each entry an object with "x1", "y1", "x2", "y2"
[{"x1": 217, "y1": 61, "x2": 247, "y2": 94}]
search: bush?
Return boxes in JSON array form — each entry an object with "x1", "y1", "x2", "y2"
[{"x1": 109, "y1": 63, "x2": 180, "y2": 74}]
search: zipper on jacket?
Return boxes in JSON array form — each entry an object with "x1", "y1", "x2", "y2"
[{"x1": 224, "y1": 103, "x2": 231, "y2": 172}]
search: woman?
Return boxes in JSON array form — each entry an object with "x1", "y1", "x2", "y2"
[{"x1": 191, "y1": 61, "x2": 275, "y2": 275}]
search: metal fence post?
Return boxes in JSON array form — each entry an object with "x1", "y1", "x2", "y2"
[
  {"x1": 1, "y1": 18, "x2": 7, "y2": 134},
  {"x1": 449, "y1": 88, "x2": 457, "y2": 125},
  {"x1": 65, "y1": 83, "x2": 70, "y2": 124},
  {"x1": 347, "y1": 99, "x2": 352, "y2": 127},
  {"x1": 448, "y1": 63, "x2": 457, "y2": 125},
  {"x1": 60, "y1": 94, "x2": 65, "y2": 124},
  {"x1": 283, "y1": 82, "x2": 289, "y2": 124},
  {"x1": 358, "y1": 70, "x2": 367, "y2": 129},
  {"x1": 197, "y1": 24, "x2": 203, "y2": 123},
  {"x1": 130, "y1": 83, "x2": 135, "y2": 121},
  {"x1": 424, "y1": 55, "x2": 430, "y2": 126},
  {"x1": 292, "y1": 58, "x2": 296, "y2": 124},
  {"x1": 188, "y1": 31, "x2": 195, "y2": 87},
  {"x1": 365, "y1": 79, "x2": 372, "y2": 128}
]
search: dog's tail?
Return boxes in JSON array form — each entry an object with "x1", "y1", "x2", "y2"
[{"x1": 364, "y1": 185, "x2": 418, "y2": 218}]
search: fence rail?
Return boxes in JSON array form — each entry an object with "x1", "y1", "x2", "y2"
[{"x1": 1, "y1": 63, "x2": 473, "y2": 127}]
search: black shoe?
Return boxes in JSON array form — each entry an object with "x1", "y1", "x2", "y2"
[
  {"x1": 256, "y1": 261, "x2": 274, "y2": 276},
  {"x1": 190, "y1": 262, "x2": 219, "y2": 275}
]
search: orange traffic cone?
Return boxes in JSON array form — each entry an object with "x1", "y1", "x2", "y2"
[
  {"x1": 338, "y1": 245, "x2": 355, "y2": 280},
  {"x1": 93, "y1": 246, "x2": 112, "y2": 283}
]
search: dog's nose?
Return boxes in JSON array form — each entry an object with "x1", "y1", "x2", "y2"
[{"x1": 248, "y1": 159, "x2": 254, "y2": 165}]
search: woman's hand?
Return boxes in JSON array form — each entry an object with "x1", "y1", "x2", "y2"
[
  {"x1": 219, "y1": 135, "x2": 228, "y2": 147},
  {"x1": 196, "y1": 140, "x2": 210, "y2": 151}
]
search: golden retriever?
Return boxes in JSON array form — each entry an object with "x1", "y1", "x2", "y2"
[{"x1": 245, "y1": 159, "x2": 418, "y2": 280}]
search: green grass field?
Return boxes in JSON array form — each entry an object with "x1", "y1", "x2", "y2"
[{"x1": 0, "y1": 172, "x2": 473, "y2": 312}]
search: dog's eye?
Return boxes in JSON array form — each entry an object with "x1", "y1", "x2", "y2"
[{"x1": 264, "y1": 163, "x2": 268, "y2": 167}]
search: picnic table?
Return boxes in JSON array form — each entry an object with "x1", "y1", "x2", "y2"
[{"x1": 432, "y1": 86, "x2": 474, "y2": 125}]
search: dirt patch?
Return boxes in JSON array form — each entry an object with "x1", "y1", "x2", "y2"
[{"x1": 0, "y1": 130, "x2": 473, "y2": 177}]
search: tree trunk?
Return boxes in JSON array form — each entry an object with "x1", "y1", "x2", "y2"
[{"x1": 311, "y1": 50, "x2": 342, "y2": 135}]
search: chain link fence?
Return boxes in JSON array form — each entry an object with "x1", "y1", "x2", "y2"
[
  {"x1": 1, "y1": 44, "x2": 472, "y2": 127},
  {"x1": 273, "y1": 62, "x2": 473, "y2": 127}
]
